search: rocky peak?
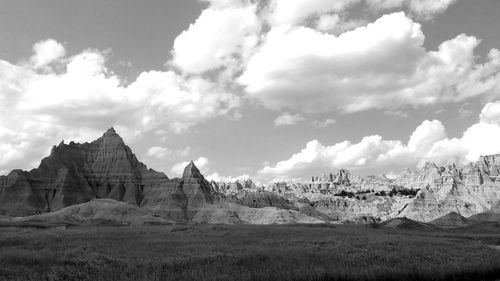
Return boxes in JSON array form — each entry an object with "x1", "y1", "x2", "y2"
[
  {"x1": 104, "y1": 127, "x2": 117, "y2": 135},
  {"x1": 183, "y1": 161, "x2": 203, "y2": 179},
  {"x1": 99, "y1": 127, "x2": 124, "y2": 145}
]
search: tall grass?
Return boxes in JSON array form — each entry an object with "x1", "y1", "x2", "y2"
[{"x1": 0, "y1": 224, "x2": 499, "y2": 281}]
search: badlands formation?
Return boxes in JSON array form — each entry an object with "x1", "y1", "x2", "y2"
[{"x1": 0, "y1": 128, "x2": 499, "y2": 226}]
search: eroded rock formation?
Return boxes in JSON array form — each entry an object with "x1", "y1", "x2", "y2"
[
  {"x1": 0, "y1": 128, "x2": 168, "y2": 216},
  {"x1": 1, "y1": 128, "x2": 499, "y2": 225}
]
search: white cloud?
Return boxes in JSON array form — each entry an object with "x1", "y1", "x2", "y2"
[
  {"x1": 423, "y1": 122, "x2": 500, "y2": 165},
  {"x1": 268, "y1": 0, "x2": 361, "y2": 26},
  {"x1": 312, "y1": 118, "x2": 337, "y2": 128},
  {"x1": 368, "y1": 0, "x2": 458, "y2": 19},
  {"x1": 316, "y1": 14, "x2": 341, "y2": 31},
  {"x1": 258, "y1": 135, "x2": 410, "y2": 180},
  {"x1": 368, "y1": 0, "x2": 406, "y2": 10},
  {"x1": 30, "y1": 39, "x2": 66, "y2": 69},
  {"x1": 316, "y1": 15, "x2": 367, "y2": 34},
  {"x1": 146, "y1": 146, "x2": 172, "y2": 159},
  {"x1": 259, "y1": 102, "x2": 500, "y2": 181},
  {"x1": 409, "y1": 0, "x2": 457, "y2": 19},
  {"x1": 480, "y1": 101, "x2": 500, "y2": 125},
  {"x1": 239, "y1": 12, "x2": 500, "y2": 114},
  {"x1": 199, "y1": 0, "x2": 250, "y2": 8},
  {"x1": 206, "y1": 173, "x2": 251, "y2": 182},
  {"x1": 171, "y1": 4, "x2": 260, "y2": 74},
  {"x1": 170, "y1": 157, "x2": 209, "y2": 176},
  {"x1": 407, "y1": 120, "x2": 446, "y2": 152},
  {"x1": 274, "y1": 112, "x2": 304, "y2": 126},
  {"x1": 0, "y1": 40, "x2": 240, "y2": 173}
]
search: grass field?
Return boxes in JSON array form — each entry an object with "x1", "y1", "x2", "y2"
[{"x1": 0, "y1": 224, "x2": 499, "y2": 281}]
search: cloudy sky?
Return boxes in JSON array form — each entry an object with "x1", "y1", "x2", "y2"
[{"x1": 1, "y1": 0, "x2": 500, "y2": 183}]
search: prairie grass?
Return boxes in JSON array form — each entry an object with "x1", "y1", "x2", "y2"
[{"x1": 0, "y1": 224, "x2": 499, "y2": 281}]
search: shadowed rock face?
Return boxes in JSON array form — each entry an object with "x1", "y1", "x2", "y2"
[
  {"x1": 0, "y1": 128, "x2": 169, "y2": 216},
  {"x1": 181, "y1": 161, "x2": 214, "y2": 219},
  {"x1": 140, "y1": 161, "x2": 214, "y2": 220},
  {"x1": 429, "y1": 212, "x2": 469, "y2": 227}
]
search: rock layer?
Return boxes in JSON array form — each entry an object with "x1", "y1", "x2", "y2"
[{"x1": 0, "y1": 128, "x2": 169, "y2": 216}]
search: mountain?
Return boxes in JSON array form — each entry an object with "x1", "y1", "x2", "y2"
[
  {"x1": 0, "y1": 128, "x2": 214, "y2": 221},
  {"x1": 0, "y1": 128, "x2": 168, "y2": 216},
  {"x1": 1, "y1": 128, "x2": 499, "y2": 225},
  {"x1": 0, "y1": 129, "x2": 323, "y2": 224}
]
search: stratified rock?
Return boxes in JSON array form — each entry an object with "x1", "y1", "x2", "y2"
[
  {"x1": 0, "y1": 128, "x2": 168, "y2": 216},
  {"x1": 140, "y1": 161, "x2": 214, "y2": 220},
  {"x1": 397, "y1": 158, "x2": 500, "y2": 222},
  {"x1": 181, "y1": 161, "x2": 214, "y2": 218}
]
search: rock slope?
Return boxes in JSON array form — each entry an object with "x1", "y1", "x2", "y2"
[{"x1": 10, "y1": 199, "x2": 173, "y2": 226}]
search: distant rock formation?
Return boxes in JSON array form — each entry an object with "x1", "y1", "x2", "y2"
[
  {"x1": 396, "y1": 160, "x2": 500, "y2": 222},
  {"x1": 213, "y1": 157, "x2": 500, "y2": 223}
]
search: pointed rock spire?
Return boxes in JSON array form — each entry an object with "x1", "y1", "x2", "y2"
[
  {"x1": 103, "y1": 127, "x2": 117, "y2": 137},
  {"x1": 99, "y1": 127, "x2": 125, "y2": 144},
  {"x1": 183, "y1": 160, "x2": 203, "y2": 179}
]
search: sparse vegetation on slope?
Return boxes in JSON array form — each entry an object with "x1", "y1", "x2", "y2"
[{"x1": 0, "y1": 224, "x2": 499, "y2": 281}]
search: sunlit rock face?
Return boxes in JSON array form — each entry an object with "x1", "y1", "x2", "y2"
[
  {"x1": 0, "y1": 128, "x2": 168, "y2": 216},
  {"x1": 397, "y1": 157, "x2": 500, "y2": 222},
  {"x1": 213, "y1": 157, "x2": 500, "y2": 223}
]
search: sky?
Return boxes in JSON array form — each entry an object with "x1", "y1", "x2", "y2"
[{"x1": 1, "y1": 0, "x2": 500, "y2": 183}]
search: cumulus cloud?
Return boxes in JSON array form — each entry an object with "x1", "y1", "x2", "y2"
[
  {"x1": 30, "y1": 39, "x2": 66, "y2": 69},
  {"x1": 146, "y1": 146, "x2": 172, "y2": 159},
  {"x1": 315, "y1": 15, "x2": 367, "y2": 34},
  {"x1": 170, "y1": 157, "x2": 209, "y2": 176},
  {"x1": 0, "y1": 40, "x2": 239, "y2": 173},
  {"x1": 206, "y1": 173, "x2": 251, "y2": 182},
  {"x1": 170, "y1": 4, "x2": 260, "y2": 74},
  {"x1": 259, "y1": 105, "x2": 500, "y2": 181},
  {"x1": 409, "y1": 0, "x2": 457, "y2": 19},
  {"x1": 274, "y1": 112, "x2": 304, "y2": 126},
  {"x1": 368, "y1": 0, "x2": 458, "y2": 19},
  {"x1": 267, "y1": 0, "x2": 360, "y2": 26},
  {"x1": 170, "y1": 0, "x2": 490, "y2": 119},
  {"x1": 480, "y1": 101, "x2": 500, "y2": 125},
  {"x1": 423, "y1": 122, "x2": 500, "y2": 165},
  {"x1": 239, "y1": 12, "x2": 500, "y2": 113}
]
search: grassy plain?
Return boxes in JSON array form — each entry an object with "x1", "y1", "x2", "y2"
[{"x1": 0, "y1": 224, "x2": 499, "y2": 281}]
